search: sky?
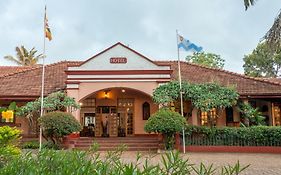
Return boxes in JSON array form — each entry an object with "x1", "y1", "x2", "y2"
[{"x1": 0, "y1": 0, "x2": 281, "y2": 73}]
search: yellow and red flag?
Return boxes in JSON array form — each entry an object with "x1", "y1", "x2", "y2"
[{"x1": 44, "y1": 6, "x2": 52, "y2": 41}]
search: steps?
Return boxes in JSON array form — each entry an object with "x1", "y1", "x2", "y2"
[{"x1": 69, "y1": 136, "x2": 159, "y2": 151}]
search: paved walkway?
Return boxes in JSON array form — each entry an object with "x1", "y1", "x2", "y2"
[{"x1": 115, "y1": 152, "x2": 281, "y2": 175}]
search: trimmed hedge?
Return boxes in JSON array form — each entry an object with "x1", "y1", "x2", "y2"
[{"x1": 184, "y1": 125, "x2": 281, "y2": 146}]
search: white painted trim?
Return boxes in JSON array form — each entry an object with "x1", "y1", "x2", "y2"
[
  {"x1": 67, "y1": 74, "x2": 170, "y2": 79},
  {"x1": 69, "y1": 79, "x2": 170, "y2": 82},
  {"x1": 67, "y1": 84, "x2": 79, "y2": 88}
]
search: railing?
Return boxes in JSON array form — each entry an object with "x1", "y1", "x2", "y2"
[{"x1": 184, "y1": 134, "x2": 281, "y2": 147}]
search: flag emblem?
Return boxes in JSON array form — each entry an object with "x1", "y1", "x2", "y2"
[
  {"x1": 44, "y1": 9, "x2": 52, "y2": 41},
  {"x1": 177, "y1": 34, "x2": 202, "y2": 52}
]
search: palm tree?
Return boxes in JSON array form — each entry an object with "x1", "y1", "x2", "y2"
[
  {"x1": 4, "y1": 46, "x2": 44, "y2": 66},
  {"x1": 244, "y1": 0, "x2": 281, "y2": 51}
]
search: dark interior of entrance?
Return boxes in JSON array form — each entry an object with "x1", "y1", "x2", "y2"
[{"x1": 80, "y1": 97, "x2": 134, "y2": 137}]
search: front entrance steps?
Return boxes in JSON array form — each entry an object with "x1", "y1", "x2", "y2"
[{"x1": 67, "y1": 136, "x2": 160, "y2": 151}]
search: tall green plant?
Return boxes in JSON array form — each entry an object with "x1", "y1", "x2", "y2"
[
  {"x1": 153, "y1": 81, "x2": 239, "y2": 126},
  {"x1": 239, "y1": 103, "x2": 266, "y2": 126},
  {"x1": 144, "y1": 108, "x2": 186, "y2": 150},
  {"x1": 39, "y1": 111, "x2": 82, "y2": 146},
  {"x1": 0, "y1": 126, "x2": 21, "y2": 168},
  {"x1": 17, "y1": 91, "x2": 80, "y2": 135},
  {"x1": 0, "y1": 148, "x2": 249, "y2": 175}
]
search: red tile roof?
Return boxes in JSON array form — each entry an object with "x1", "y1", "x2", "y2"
[
  {"x1": 0, "y1": 60, "x2": 280, "y2": 99},
  {"x1": 0, "y1": 61, "x2": 80, "y2": 99},
  {"x1": 156, "y1": 61, "x2": 281, "y2": 97},
  {"x1": 0, "y1": 66, "x2": 37, "y2": 77}
]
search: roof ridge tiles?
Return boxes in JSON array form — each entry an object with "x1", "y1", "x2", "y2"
[
  {"x1": 156, "y1": 60, "x2": 281, "y2": 86},
  {"x1": 0, "y1": 60, "x2": 71, "y2": 79}
]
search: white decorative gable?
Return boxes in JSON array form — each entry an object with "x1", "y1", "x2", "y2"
[
  {"x1": 66, "y1": 42, "x2": 171, "y2": 85},
  {"x1": 69, "y1": 43, "x2": 169, "y2": 71}
]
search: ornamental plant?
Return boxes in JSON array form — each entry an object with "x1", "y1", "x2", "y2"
[
  {"x1": 39, "y1": 111, "x2": 82, "y2": 147},
  {"x1": 239, "y1": 103, "x2": 266, "y2": 126},
  {"x1": 0, "y1": 126, "x2": 21, "y2": 167},
  {"x1": 0, "y1": 148, "x2": 249, "y2": 175},
  {"x1": 144, "y1": 108, "x2": 186, "y2": 150},
  {"x1": 153, "y1": 81, "x2": 239, "y2": 127},
  {"x1": 17, "y1": 91, "x2": 80, "y2": 135},
  {"x1": 0, "y1": 102, "x2": 18, "y2": 123}
]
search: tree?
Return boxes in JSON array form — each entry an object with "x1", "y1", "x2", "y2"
[
  {"x1": 244, "y1": 0, "x2": 281, "y2": 52},
  {"x1": 4, "y1": 46, "x2": 43, "y2": 66},
  {"x1": 17, "y1": 91, "x2": 80, "y2": 135},
  {"x1": 153, "y1": 81, "x2": 239, "y2": 127},
  {"x1": 144, "y1": 108, "x2": 186, "y2": 150},
  {"x1": 243, "y1": 42, "x2": 281, "y2": 77},
  {"x1": 186, "y1": 52, "x2": 225, "y2": 69},
  {"x1": 39, "y1": 112, "x2": 82, "y2": 146}
]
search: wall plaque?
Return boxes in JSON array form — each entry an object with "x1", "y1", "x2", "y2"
[{"x1": 110, "y1": 57, "x2": 127, "y2": 64}]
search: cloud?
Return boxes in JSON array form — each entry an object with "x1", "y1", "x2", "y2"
[{"x1": 0, "y1": 0, "x2": 281, "y2": 74}]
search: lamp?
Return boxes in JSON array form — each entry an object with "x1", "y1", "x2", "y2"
[{"x1": 104, "y1": 90, "x2": 110, "y2": 99}]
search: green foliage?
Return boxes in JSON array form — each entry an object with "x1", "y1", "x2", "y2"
[
  {"x1": 144, "y1": 108, "x2": 186, "y2": 149},
  {"x1": 243, "y1": 42, "x2": 281, "y2": 77},
  {"x1": 0, "y1": 126, "x2": 21, "y2": 146},
  {"x1": 186, "y1": 52, "x2": 225, "y2": 69},
  {"x1": 0, "y1": 148, "x2": 249, "y2": 175},
  {"x1": 17, "y1": 91, "x2": 80, "y2": 135},
  {"x1": 239, "y1": 103, "x2": 266, "y2": 126},
  {"x1": 18, "y1": 91, "x2": 80, "y2": 117},
  {"x1": 4, "y1": 46, "x2": 43, "y2": 66},
  {"x1": 0, "y1": 102, "x2": 19, "y2": 114},
  {"x1": 21, "y1": 140, "x2": 39, "y2": 149},
  {"x1": 152, "y1": 81, "x2": 181, "y2": 105},
  {"x1": 39, "y1": 111, "x2": 82, "y2": 146},
  {"x1": 185, "y1": 125, "x2": 281, "y2": 146},
  {"x1": 0, "y1": 126, "x2": 21, "y2": 167},
  {"x1": 144, "y1": 108, "x2": 186, "y2": 134},
  {"x1": 42, "y1": 141, "x2": 61, "y2": 150},
  {"x1": 153, "y1": 81, "x2": 239, "y2": 113}
]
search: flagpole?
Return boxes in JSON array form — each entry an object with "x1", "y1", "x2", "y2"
[
  {"x1": 176, "y1": 30, "x2": 186, "y2": 154},
  {"x1": 39, "y1": 5, "x2": 47, "y2": 151}
]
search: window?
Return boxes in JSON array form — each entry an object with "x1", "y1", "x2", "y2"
[
  {"x1": 200, "y1": 108, "x2": 216, "y2": 126},
  {"x1": 143, "y1": 102, "x2": 150, "y2": 120}
]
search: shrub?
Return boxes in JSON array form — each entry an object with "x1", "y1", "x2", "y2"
[
  {"x1": 42, "y1": 141, "x2": 61, "y2": 150},
  {"x1": 144, "y1": 108, "x2": 186, "y2": 150},
  {"x1": 0, "y1": 148, "x2": 249, "y2": 175},
  {"x1": 21, "y1": 140, "x2": 39, "y2": 149},
  {"x1": 39, "y1": 111, "x2": 82, "y2": 146},
  {"x1": 0, "y1": 126, "x2": 21, "y2": 167},
  {"x1": 185, "y1": 125, "x2": 281, "y2": 146}
]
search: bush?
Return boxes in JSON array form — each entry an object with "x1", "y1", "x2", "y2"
[
  {"x1": 144, "y1": 108, "x2": 186, "y2": 150},
  {"x1": 42, "y1": 141, "x2": 61, "y2": 150},
  {"x1": 0, "y1": 126, "x2": 21, "y2": 167},
  {"x1": 21, "y1": 140, "x2": 39, "y2": 149},
  {"x1": 0, "y1": 149, "x2": 249, "y2": 175},
  {"x1": 185, "y1": 125, "x2": 281, "y2": 146},
  {"x1": 39, "y1": 112, "x2": 82, "y2": 146}
]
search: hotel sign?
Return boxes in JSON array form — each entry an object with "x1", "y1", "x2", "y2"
[{"x1": 110, "y1": 57, "x2": 127, "y2": 64}]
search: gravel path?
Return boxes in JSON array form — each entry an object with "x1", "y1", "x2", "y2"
[{"x1": 108, "y1": 151, "x2": 281, "y2": 175}]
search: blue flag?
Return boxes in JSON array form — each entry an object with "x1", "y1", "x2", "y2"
[{"x1": 178, "y1": 34, "x2": 203, "y2": 52}]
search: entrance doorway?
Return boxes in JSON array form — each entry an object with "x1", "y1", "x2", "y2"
[{"x1": 93, "y1": 101, "x2": 134, "y2": 137}]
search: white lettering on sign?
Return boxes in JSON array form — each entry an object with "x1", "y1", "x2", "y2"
[{"x1": 110, "y1": 57, "x2": 127, "y2": 64}]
